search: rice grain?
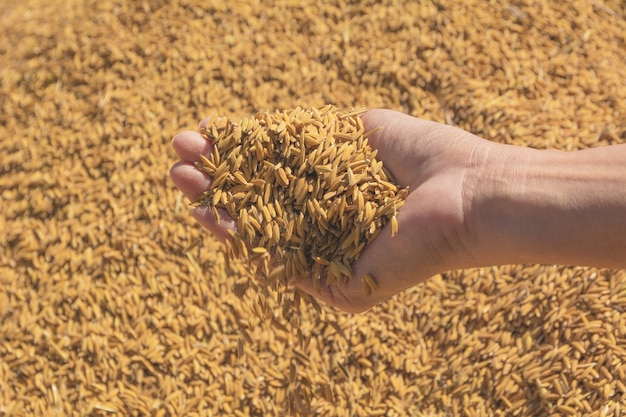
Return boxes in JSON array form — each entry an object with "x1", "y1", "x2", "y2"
[{"x1": 195, "y1": 106, "x2": 408, "y2": 292}]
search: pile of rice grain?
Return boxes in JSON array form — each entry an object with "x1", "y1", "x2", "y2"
[
  {"x1": 195, "y1": 106, "x2": 407, "y2": 293},
  {"x1": 2, "y1": 0, "x2": 626, "y2": 416}
]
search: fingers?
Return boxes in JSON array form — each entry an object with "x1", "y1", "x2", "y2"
[
  {"x1": 190, "y1": 206, "x2": 235, "y2": 241},
  {"x1": 170, "y1": 130, "x2": 235, "y2": 240},
  {"x1": 171, "y1": 130, "x2": 213, "y2": 163},
  {"x1": 169, "y1": 161, "x2": 211, "y2": 202}
]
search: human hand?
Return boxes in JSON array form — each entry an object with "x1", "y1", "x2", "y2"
[{"x1": 170, "y1": 109, "x2": 501, "y2": 312}]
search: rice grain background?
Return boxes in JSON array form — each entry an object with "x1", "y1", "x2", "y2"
[{"x1": 1, "y1": 0, "x2": 625, "y2": 416}]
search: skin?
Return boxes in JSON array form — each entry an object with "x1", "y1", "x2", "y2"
[{"x1": 170, "y1": 109, "x2": 626, "y2": 313}]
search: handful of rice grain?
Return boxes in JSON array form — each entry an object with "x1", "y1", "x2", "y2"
[{"x1": 194, "y1": 105, "x2": 408, "y2": 293}]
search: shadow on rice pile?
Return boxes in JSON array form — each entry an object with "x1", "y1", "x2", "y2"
[{"x1": 1, "y1": 0, "x2": 625, "y2": 416}]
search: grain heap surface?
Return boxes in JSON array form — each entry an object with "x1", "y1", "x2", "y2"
[
  {"x1": 195, "y1": 106, "x2": 406, "y2": 291},
  {"x1": 1, "y1": 0, "x2": 626, "y2": 416}
]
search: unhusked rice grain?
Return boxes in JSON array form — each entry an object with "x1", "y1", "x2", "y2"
[
  {"x1": 194, "y1": 106, "x2": 407, "y2": 291},
  {"x1": 1, "y1": 0, "x2": 625, "y2": 416}
]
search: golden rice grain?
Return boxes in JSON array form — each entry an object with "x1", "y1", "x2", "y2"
[
  {"x1": 362, "y1": 274, "x2": 378, "y2": 297},
  {"x1": 195, "y1": 106, "x2": 408, "y2": 292},
  {"x1": 3, "y1": 0, "x2": 626, "y2": 416}
]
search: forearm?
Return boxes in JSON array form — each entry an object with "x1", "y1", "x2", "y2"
[{"x1": 470, "y1": 143, "x2": 626, "y2": 269}]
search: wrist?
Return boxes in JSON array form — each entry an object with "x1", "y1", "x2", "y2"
[
  {"x1": 467, "y1": 143, "x2": 626, "y2": 269},
  {"x1": 477, "y1": 145, "x2": 563, "y2": 266}
]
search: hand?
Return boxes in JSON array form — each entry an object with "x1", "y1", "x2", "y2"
[
  {"x1": 171, "y1": 110, "x2": 626, "y2": 313},
  {"x1": 170, "y1": 110, "x2": 496, "y2": 313}
]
